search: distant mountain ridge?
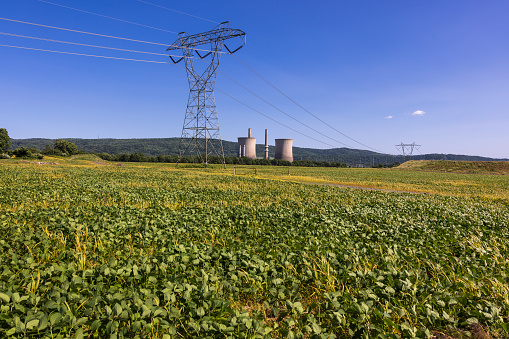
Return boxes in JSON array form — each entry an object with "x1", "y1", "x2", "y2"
[{"x1": 11, "y1": 138, "x2": 508, "y2": 165}]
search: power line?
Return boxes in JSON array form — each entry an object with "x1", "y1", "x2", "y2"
[
  {"x1": 178, "y1": 62, "x2": 334, "y2": 148},
  {"x1": 232, "y1": 55, "x2": 384, "y2": 153},
  {"x1": 0, "y1": 17, "x2": 230, "y2": 55},
  {"x1": 134, "y1": 0, "x2": 220, "y2": 24},
  {"x1": 0, "y1": 24, "x2": 339, "y2": 150},
  {"x1": 215, "y1": 88, "x2": 336, "y2": 148},
  {"x1": 0, "y1": 44, "x2": 172, "y2": 64},
  {"x1": 1, "y1": 40, "x2": 353, "y2": 149},
  {"x1": 34, "y1": 0, "x2": 178, "y2": 34},
  {"x1": 33, "y1": 0, "x2": 237, "y2": 55},
  {"x1": 0, "y1": 17, "x2": 169, "y2": 46},
  {"x1": 0, "y1": 32, "x2": 171, "y2": 56},
  {"x1": 218, "y1": 69, "x2": 354, "y2": 149}
]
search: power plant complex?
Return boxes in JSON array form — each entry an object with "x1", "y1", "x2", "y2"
[{"x1": 238, "y1": 128, "x2": 293, "y2": 162}]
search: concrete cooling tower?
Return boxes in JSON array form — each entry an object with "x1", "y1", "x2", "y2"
[
  {"x1": 275, "y1": 139, "x2": 293, "y2": 162},
  {"x1": 238, "y1": 128, "x2": 256, "y2": 159}
]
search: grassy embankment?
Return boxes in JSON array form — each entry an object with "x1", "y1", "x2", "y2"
[{"x1": 397, "y1": 160, "x2": 509, "y2": 175}]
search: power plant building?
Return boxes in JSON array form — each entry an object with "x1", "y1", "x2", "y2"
[
  {"x1": 238, "y1": 129, "x2": 293, "y2": 162},
  {"x1": 238, "y1": 128, "x2": 256, "y2": 159},
  {"x1": 275, "y1": 139, "x2": 293, "y2": 162}
]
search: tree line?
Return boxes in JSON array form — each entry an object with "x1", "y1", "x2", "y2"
[
  {"x1": 1, "y1": 128, "x2": 374, "y2": 167},
  {"x1": 95, "y1": 152, "x2": 353, "y2": 167},
  {"x1": 6, "y1": 129, "x2": 505, "y2": 165},
  {"x1": 9, "y1": 137, "x2": 409, "y2": 165},
  {"x1": 1, "y1": 128, "x2": 83, "y2": 159}
]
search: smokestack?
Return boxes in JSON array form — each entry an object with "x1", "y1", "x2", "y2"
[
  {"x1": 248, "y1": 128, "x2": 251, "y2": 138},
  {"x1": 264, "y1": 129, "x2": 269, "y2": 160}
]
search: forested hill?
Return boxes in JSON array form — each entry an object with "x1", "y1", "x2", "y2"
[{"x1": 11, "y1": 138, "x2": 508, "y2": 165}]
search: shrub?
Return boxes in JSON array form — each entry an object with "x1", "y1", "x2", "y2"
[
  {"x1": 54, "y1": 139, "x2": 79, "y2": 155},
  {"x1": 12, "y1": 147, "x2": 32, "y2": 158}
]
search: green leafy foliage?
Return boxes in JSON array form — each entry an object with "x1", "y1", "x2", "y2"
[
  {"x1": 0, "y1": 162, "x2": 508, "y2": 338},
  {"x1": 11, "y1": 147, "x2": 44, "y2": 159},
  {"x1": 54, "y1": 139, "x2": 79, "y2": 156},
  {"x1": 0, "y1": 128, "x2": 11, "y2": 152}
]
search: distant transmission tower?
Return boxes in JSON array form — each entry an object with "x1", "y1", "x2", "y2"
[
  {"x1": 168, "y1": 22, "x2": 246, "y2": 165},
  {"x1": 395, "y1": 142, "x2": 421, "y2": 162}
]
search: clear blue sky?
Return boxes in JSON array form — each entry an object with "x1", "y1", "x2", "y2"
[{"x1": 1, "y1": 0, "x2": 508, "y2": 158}]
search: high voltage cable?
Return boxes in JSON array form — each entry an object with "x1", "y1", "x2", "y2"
[
  {"x1": 218, "y1": 69, "x2": 354, "y2": 149},
  {"x1": 0, "y1": 17, "x2": 169, "y2": 46},
  {"x1": 0, "y1": 17, "x2": 230, "y2": 55},
  {"x1": 34, "y1": 0, "x2": 178, "y2": 34},
  {"x1": 0, "y1": 44, "x2": 172, "y2": 64},
  {"x1": 1, "y1": 40, "x2": 347, "y2": 149},
  {"x1": 175, "y1": 63, "x2": 336, "y2": 148},
  {"x1": 215, "y1": 89, "x2": 336, "y2": 148},
  {"x1": 0, "y1": 32, "x2": 170, "y2": 56},
  {"x1": 35, "y1": 0, "x2": 232, "y2": 56},
  {"x1": 0, "y1": 36, "x2": 349, "y2": 150},
  {"x1": 32, "y1": 0, "x2": 231, "y2": 55},
  {"x1": 134, "y1": 0, "x2": 219, "y2": 24},
  {"x1": 232, "y1": 55, "x2": 384, "y2": 153}
]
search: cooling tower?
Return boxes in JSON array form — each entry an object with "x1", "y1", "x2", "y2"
[
  {"x1": 275, "y1": 139, "x2": 293, "y2": 162},
  {"x1": 238, "y1": 128, "x2": 256, "y2": 159}
]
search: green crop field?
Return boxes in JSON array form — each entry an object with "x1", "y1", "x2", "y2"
[{"x1": 1, "y1": 156, "x2": 508, "y2": 338}]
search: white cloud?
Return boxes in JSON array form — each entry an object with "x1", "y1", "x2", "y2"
[
  {"x1": 385, "y1": 115, "x2": 393, "y2": 119},
  {"x1": 412, "y1": 110, "x2": 426, "y2": 116}
]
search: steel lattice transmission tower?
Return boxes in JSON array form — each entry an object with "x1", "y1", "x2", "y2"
[
  {"x1": 395, "y1": 142, "x2": 421, "y2": 162},
  {"x1": 167, "y1": 22, "x2": 246, "y2": 165}
]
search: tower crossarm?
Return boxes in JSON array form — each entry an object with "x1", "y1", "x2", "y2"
[{"x1": 167, "y1": 22, "x2": 246, "y2": 51}]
